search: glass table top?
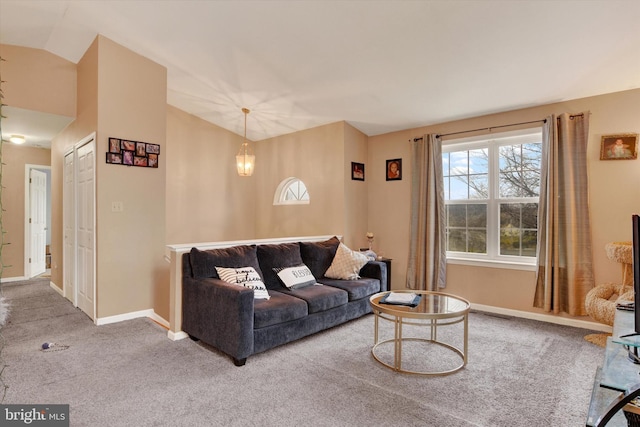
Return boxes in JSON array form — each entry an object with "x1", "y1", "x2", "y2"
[
  {"x1": 612, "y1": 309, "x2": 640, "y2": 348},
  {"x1": 370, "y1": 290, "x2": 470, "y2": 318}
]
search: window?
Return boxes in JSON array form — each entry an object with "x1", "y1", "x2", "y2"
[
  {"x1": 273, "y1": 177, "x2": 310, "y2": 205},
  {"x1": 442, "y1": 129, "x2": 542, "y2": 265}
]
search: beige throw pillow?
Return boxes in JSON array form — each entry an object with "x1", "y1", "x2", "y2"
[{"x1": 324, "y1": 243, "x2": 369, "y2": 280}]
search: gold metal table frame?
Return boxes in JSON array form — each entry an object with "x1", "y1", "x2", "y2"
[{"x1": 369, "y1": 290, "x2": 470, "y2": 376}]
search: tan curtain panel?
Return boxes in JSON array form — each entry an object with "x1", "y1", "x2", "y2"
[
  {"x1": 406, "y1": 134, "x2": 446, "y2": 290},
  {"x1": 534, "y1": 113, "x2": 594, "y2": 316}
]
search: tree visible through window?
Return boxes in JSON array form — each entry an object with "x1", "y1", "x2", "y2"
[
  {"x1": 273, "y1": 177, "x2": 310, "y2": 205},
  {"x1": 442, "y1": 130, "x2": 542, "y2": 262}
]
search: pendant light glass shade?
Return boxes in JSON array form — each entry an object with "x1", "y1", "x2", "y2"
[{"x1": 236, "y1": 108, "x2": 255, "y2": 176}]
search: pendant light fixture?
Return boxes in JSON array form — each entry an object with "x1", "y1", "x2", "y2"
[{"x1": 236, "y1": 108, "x2": 255, "y2": 176}]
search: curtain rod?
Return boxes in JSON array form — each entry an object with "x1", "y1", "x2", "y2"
[
  {"x1": 411, "y1": 113, "x2": 585, "y2": 142},
  {"x1": 410, "y1": 118, "x2": 545, "y2": 142}
]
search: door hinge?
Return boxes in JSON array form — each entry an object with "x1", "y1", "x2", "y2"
[
  {"x1": 29, "y1": 258, "x2": 31, "y2": 263},
  {"x1": 29, "y1": 218, "x2": 32, "y2": 224},
  {"x1": 29, "y1": 178, "x2": 32, "y2": 184}
]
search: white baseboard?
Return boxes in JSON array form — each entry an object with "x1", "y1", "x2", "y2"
[
  {"x1": 471, "y1": 303, "x2": 613, "y2": 333},
  {"x1": 96, "y1": 309, "x2": 170, "y2": 328},
  {"x1": 0, "y1": 276, "x2": 28, "y2": 283},
  {"x1": 168, "y1": 330, "x2": 188, "y2": 341},
  {"x1": 49, "y1": 281, "x2": 63, "y2": 296}
]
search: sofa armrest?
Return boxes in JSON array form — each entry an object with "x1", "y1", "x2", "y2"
[
  {"x1": 182, "y1": 277, "x2": 255, "y2": 360},
  {"x1": 359, "y1": 261, "x2": 388, "y2": 292}
]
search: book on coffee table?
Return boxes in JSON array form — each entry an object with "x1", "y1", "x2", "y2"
[{"x1": 380, "y1": 292, "x2": 422, "y2": 307}]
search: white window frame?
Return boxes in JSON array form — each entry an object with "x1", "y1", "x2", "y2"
[
  {"x1": 273, "y1": 177, "x2": 310, "y2": 205},
  {"x1": 442, "y1": 127, "x2": 542, "y2": 270}
]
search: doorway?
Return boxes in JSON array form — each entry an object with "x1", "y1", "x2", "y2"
[{"x1": 24, "y1": 165, "x2": 51, "y2": 279}]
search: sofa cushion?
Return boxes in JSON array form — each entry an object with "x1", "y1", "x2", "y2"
[
  {"x1": 280, "y1": 284, "x2": 348, "y2": 314},
  {"x1": 299, "y1": 236, "x2": 340, "y2": 279},
  {"x1": 190, "y1": 246, "x2": 262, "y2": 280},
  {"x1": 325, "y1": 243, "x2": 369, "y2": 280},
  {"x1": 320, "y1": 277, "x2": 381, "y2": 301},
  {"x1": 273, "y1": 264, "x2": 316, "y2": 289},
  {"x1": 257, "y1": 242, "x2": 303, "y2": 291},
  {"x1": 253, "y1": 290, "x2": 308, "y2": 329},
  {"x1": 215, "y1": 266, "x2": 270, "y2": 300}
]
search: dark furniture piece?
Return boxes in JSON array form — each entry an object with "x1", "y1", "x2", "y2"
[{"x1": 181, "y1": 237, "x2": 388, "y2": 366}]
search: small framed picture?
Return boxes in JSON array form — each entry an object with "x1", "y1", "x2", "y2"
[
  {"x1": 600, "y1": 133, "x2": 638, "y2": 160},
  {"x1": 123, "y1": 150, "x2": 134, "y2": 166},
  {"x1": 109, "y1": 138, "x2": 121, "y2": 154},
  {"x1": 351, "y1": 162, "x2": 365, "y2": 181},
  {"x1": 148, "y1": 153, "x2": 158, "y2": 168},
  {"x1": 122, "y1": 140, "x2": 136, "y2": 151},
  {"x1": 134, "y1": 156, "x2": 148, "y2": 167},
  {"x1": 136, "y1": 142, "x2": 147, "y2": 157},
  {"x1": 146, "y1": 143, "x2": 160, "y2": 154},
  {"x1": 386, "y1": 158, "x2": 402, "y2": 181},
  {"x1": 106, "y1": 152, "x2": 122, "y2": 164}
]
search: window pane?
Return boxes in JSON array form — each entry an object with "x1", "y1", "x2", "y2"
[
  {"x1": 447, "y1": 205, "x2": 466, "y2": 227},
  {"x1": 449, "y1": 177, "x2": 469, "y2": 200},
  {"x1": 449, "y1": 151, "x2": 468, "y2": 175},
  {"x1": 442, "y1": 153, "x2": 450, "y2": 176},
  {"x1": 443, "y1": 177, "x2": 450, "y2": 200},
  {"x1": 523, "y1": 143, "x2": 542, "y2": 170},
  {"x1": 467, "y1": 204, "x2": 487, "y2": 228},
  {"x1": 522, "y1": 230, "x2": 538, "y2": 257},
  {"x1": 521, "y1": 203, "x2": 538, "y2": 229},
  {"x1": 448, "y1": 229, "x2": 466, "y2": 252},
  {"x1": 468, "y1": 230, "x2": 486, "y2": 254},
  {"x1": 499, "y1": 145, "x2": 521, "y2": 172},
  {"x1": 500, "y1": 228, "x2": 521, "y2": 256},
  {"x1": 499, "y1": 203, "x2": 538, "y2": 257},
  {"x1": 500, "y1": 203, "x2": 521, "y2": 229},
  {"x1": 468, "y1": 174, "x2": 488, "y2": 199},
  {"x1": 469, "y1": 148, "x2": 488, "y2": 174},
  {"x1": 499, "y1": 172, "x2": 523, "y2": 197},
  {"x1": 521, "y1": 169, "x2": 540, "y2": 197}
]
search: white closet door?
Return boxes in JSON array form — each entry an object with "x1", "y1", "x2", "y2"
[
  {"x1": 76, "y1": 140, "x2": 96, "y2": 319},
  {"x1": 63, "y1": 151, "x2": 76, "y2": 304}
]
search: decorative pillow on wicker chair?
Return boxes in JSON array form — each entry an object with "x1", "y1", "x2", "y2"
[
  {"x1": 273, "y1": 264, "x2": 316, "y2": 289},
  {"x1": 215, "y1": 266, "x2": 270, "y2": 300},
  {"x1": 324, "y1": 243, "x2": 369, "y2": 280}
]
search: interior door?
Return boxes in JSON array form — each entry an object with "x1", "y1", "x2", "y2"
[
  {"x1": 76, "y1": 140, "x2": 95, "y2": 319},
  {"x1": 63, "y1": 152, "x2": 76, "y2": 304},
  {"x1": 29, "y1": 169, "x2": 47, "y2": 277}
]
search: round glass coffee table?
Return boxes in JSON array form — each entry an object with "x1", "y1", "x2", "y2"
[{"x1": 369, "y1": 290, "x2": 470, "y2": 376}]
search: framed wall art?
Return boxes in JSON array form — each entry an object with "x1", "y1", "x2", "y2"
[
  {"x1": 386, "y1": 158, "x2": 402, "y2": 181},
  {"x1": 600, "y1": 133, "x2": 638, "y2": 160},
  {"x1": 106, "y1": 137, "x2": 160, "y2": 168},
  {"x1": 351, "y1": 162, "x2": 365, "y2": 181}
]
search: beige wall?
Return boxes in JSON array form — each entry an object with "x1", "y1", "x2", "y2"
[
  {"x1": 368, "y1": 88, "x2": 640, "y2": 319},
  {"x1": 94, "y1": 36, "x2": 168, "y2": 319},
  {"x1": 254, "y1": 122, "x2": 345, "y2": 240},
  {"x1": 166, "y1": 106, "x2": 256, "y2": 244},
  {"x1": 343, "y1": 122, "x2": 369, "y2": 249},
  {"x1": 0, "y1": 44, "x2": 76, "y2": 117},
  {"x1": 1, "y1": 145, "x2": 51, "y2": 278}
]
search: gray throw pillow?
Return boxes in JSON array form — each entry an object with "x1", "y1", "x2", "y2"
[{"x1": 189, "y1": 245, "x2": 263, "y2": 280}]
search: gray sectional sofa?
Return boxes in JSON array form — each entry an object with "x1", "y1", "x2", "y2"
[{"x1": 181, "y1": 236, "x2": 388, "y2": 366}]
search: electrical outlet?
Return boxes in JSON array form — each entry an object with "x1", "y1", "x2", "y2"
[{"x1": 111, "y1": 201, "x2": 124, "y2": 212}]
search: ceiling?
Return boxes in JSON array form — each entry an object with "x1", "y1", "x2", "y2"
[{"x1": 1, "y1": 0, "x2": 639, "y2": 144}]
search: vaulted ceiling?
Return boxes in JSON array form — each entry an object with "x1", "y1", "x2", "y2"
[{"x1": 1, "y1": 0, "x2": 639, "y2": 143}]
